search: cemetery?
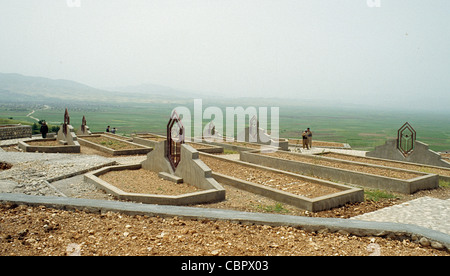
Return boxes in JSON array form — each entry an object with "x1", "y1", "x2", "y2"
[{"x1": 1, "y1": 111, "x2": 450, "y2": 255}]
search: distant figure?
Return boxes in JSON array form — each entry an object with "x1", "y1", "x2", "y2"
[
  {"x1": 111, "y1": 127, "x2": 116, "y2": 134},
  {"x1": 106, "y1": 126, "x2": 110, "y2": 132},
  {"x1": 40, "y1": 121, "x2": 49, "y2": 138},
  {"x1": 306, "y1": 127, "x2": 312, "y2": 148},
  {"x1": 302, "y1": 130, "x2": 309, "y2": 149}
]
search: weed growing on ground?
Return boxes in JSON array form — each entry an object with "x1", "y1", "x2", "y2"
[
  {"x1": 439, "y1": 180, "x2": 450, "y2": 188},
  {"x1": 254, "y1": 203, "x2": 290, "y2": 214},
  {"x1": 364, "y1": 190, "x2": 396, "y2": 202}
]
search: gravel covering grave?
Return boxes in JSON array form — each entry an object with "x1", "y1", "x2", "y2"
[
  {"x1": 323, "y1": 152, "x2": 450, "y2": 177},
  {"x1": 260, "y1": 151, "x2": 423, "y2": 180},
  {"x1": 98, "y1": 169, "x2": 200, "y2": 195},
  {"x1": 200, "y1": 154, "x2": 342, "y2": 198}
]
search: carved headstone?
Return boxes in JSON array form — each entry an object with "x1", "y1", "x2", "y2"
[
  {"x1": 63, "y1": 108, "x2": 70, "y2": 136},
  {"x1": 166, "y1": 110, "x2": 185, "y2": 171},
  {"x1": 397, "y1": 122, "x2": 416, "y2": 157}
]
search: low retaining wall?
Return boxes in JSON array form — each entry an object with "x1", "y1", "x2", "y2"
[
  {"x1": 84, "y1": 163, "x2": 224, "y2": 205},
  {"x1": 200, "y1": 153, "x2": 364, "y2": 212},
  {"x1": 0, "y1": 125, "x2": 32, "y2": 140},
  {"x1": 78, "y1": 135, "x2": 152, "y2": 156},
  {"x1": 133, "y1": 135, "x2": 223, "y2": 154},
  {"x1": 317, "y1": 152, "x2": 450, "y2": 183},
  {"x1": 86, "y1": 142, "x2": 225, "y2": 205},
  {"x1": 241, "y1": 150, "x2": 439, "y2": 194},
  {"x1": 202, "y1": 140, "x2": 280, "y2": 153},
  {"x1": 18, "y1": 138, "x2": 81, "y2": 153},
  {"x1": 288, "y1": 139, "x2": 351, "y2": 149}
]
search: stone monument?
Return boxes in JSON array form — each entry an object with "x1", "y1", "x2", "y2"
[
  {"x1": 76, "y1": 116, "x2": 92, "y2": 136},
  {"x1": 56, "y1": 108, "x2": 81, "y2": 149},
  {"x1": 367, "y1": 122, "x2": 450, "y2": 168}
]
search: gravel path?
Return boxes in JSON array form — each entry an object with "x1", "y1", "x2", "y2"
[{"x1": 0, "y1": 151, "x2": 115, "y2": 196}]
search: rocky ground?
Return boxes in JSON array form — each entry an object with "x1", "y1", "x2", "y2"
[
  {"x1": 1, "y1": 142, "x2": 449, "y2": 256},
  {"x1": 1, "y1": 203, "x2": 448, "y2": 256}
]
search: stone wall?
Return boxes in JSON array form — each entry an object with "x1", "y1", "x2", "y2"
[{"x1": 0, "y1": 125, "x2": 32, "y2": 140}]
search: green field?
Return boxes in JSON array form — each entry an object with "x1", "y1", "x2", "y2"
[{"x1": 1, "y1": 102, "x2": 449, "y2": 152}]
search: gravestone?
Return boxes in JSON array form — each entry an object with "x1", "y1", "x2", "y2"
[
  {"x1": 367, "y1": 122, "x2": 450, "y2": 168},
  {"x1": 76, "y1": 116, "x2": 92, "y2": 135},
  {"x1": 56, "y1": 108, "x2": 80, "y2": 147},
  {"x1": 166, "y1": 110, "x2": 185, "y2": 171}
]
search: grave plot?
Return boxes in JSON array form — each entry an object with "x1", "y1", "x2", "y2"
[
  {"x1": 86, "y1": 113, "x2": 225, "y2": 206},
  {"x1": 18, "y1": 109, "x2": 81, "y2": 153},
  {"x1": 132, "y1": 133, "x2": 223, "y2": 153},
  {"x1": 199, "y1": 153, "x2": 363, "y2": 212},
  {"x1": 241, "y1": 150, "x2": 439, "y2": 194},
  {"x1": 85, "y1": 144, "x2": 225, "y2": 206},
  {"x1": 78, "y1": 134, "x2": 152, "y2": 156},
  {"x1": 288, "y1": 139, "x2": 351, "y2": 149},
  {"x1": 18, "y1": 138, "x2": 80, "y2": 154},
  {"x1": 317, "y1": 152, "x2": 450, "y2": 182},
  {"x1": 203, "y1": 138, "x2": 280, "y2": 153}
]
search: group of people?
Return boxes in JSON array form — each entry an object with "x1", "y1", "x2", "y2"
[
  {"x1": 105, "y1": 125, "x2": 117, "y2": 134},
  {"x1": 301, "y1": 127, "x2": 312, "y2": 149}
]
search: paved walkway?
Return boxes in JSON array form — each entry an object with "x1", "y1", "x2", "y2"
[{"x1": 352, "y1": 197, "x2": 450, "y2": 235}]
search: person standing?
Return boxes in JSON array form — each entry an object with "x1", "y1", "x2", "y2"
[
  {"x1": 302, "y1": 129, "x2": 309, "y2": 149},
  {"x1": 40, "y1": 121, "x2": 49, "y2": 138},
  {"x1": 306, "y1": 127, "x2": 312, "y2": 149}
]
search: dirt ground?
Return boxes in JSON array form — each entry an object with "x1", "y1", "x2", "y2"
[
  {"x1": 1, "y1": 143, "x2": 449, "y2": 256},
  {"x1": 1, "y1": 203, "x2": 448, "y2": 256}
]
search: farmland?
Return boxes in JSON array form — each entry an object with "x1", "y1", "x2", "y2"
[{"x1": 1, "y1": 101, "x2": 449, "y2": 152}]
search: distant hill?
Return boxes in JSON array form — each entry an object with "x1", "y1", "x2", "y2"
[{"x1": 0, "y1": 73, "x2": 201, "y2": 104}]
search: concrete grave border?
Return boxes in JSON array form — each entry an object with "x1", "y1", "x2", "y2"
[
  {"x1": 241, "y1": 150, "x2": 439, "y2": 194},
  {"x1": 316, "y1": 151, "x2": 450, "y2": 183},
  {"x1": 288, "y1": 139, "x2": 352, "y2": 150},
  {"x1": 18, "y1": 138, "x2": 81, "y2": 153},
  {"x1": 85, "y1": 142, "x2": 225, "y2": 205},
  {"x1": 132, "y1": 133, "x2": 224, "y2": 154},
  {"x1": 199, "y1": 152, "x2": 364, "y2": 212},
  {"x1": 78, "y1": 134, "x2": 152, "y2": 156},
  {"x1": 201, "y1": 138, "x2": 281, "y2": 153},
  {"x1": 18, "y1": 125, "x2": 81, "y2": 153}
]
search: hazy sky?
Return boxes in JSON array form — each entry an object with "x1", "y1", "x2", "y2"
[{"x1": 1, "y1": 0, "x2": 449, "y2": 110}]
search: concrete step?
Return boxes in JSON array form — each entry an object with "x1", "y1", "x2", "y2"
[{"x1": 158, "y1": 172, "x2": 183, "y2": 183}]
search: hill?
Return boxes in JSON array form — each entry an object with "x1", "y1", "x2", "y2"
[{"x1": 0, "y1": 73, "x2": 200, "y2": 104}]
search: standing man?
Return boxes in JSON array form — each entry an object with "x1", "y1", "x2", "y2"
[
  {"x1": 306, "y1": 127, "x2": 312, "y2": 149},
  {"x1": 40, "y1": 121, "x2": 49, "y2": 138},
  {"x1": 302, "y1": 129, "x2": 309, "y2": 149}
]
